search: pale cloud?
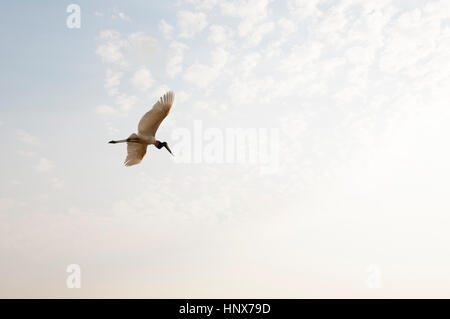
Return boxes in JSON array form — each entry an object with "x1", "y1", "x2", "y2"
[
  {"x1": 112, "y1": 7, "x2": 131, "y2": 22},
  {"x1": 95, "y1": 93, "x2": 139, "y2": 117},
  {"x1": 379, "y1": 5, "x2": 444, "y2": 74},
  {"x1": 287, "y1": 0, "x2": 322, "y2": 19},
  {"x1": 159, "y1": 19, "x2": 174, "y2": 39},
  {"x1": 238, "y1": 52, "x2": 261, "y2": 76},
  {"x1": 182, "y1": 0, "x2": 219, "y2": 11},
  {"x1": 50, "y1": 177, "x2": 64, "y2": 189},
  {"x1": 98, "y1": 29, "x2": 122, "y2": 41},
  {"x1": 95, "y1": 105, "x2": 118, "y2": 116},
  {"x1": 264, "y1": 18, "x2": 298, "y2": 58},
  {"x1": 96, "y1": 30, "x2": 127, "y2": 66},
  {"x1": 105, "y1": 121, "x2": 120, "y2": 136},
  {"x1": 177, "y1": 10, "x2": 208, "y2": 38},
  {"x1": 131, "y1": 67, "x2": 154, "y2": 91},
  {"x1": 313, "y1": 0, "x2": 398, "y2": 49},
  {"x1": 96, "y1": 31, "x2": 158, "y2": 118},
  {"x1": 208, "y1": 24, "x2": 234, "y2": 45},
  {"x1": 17, "y1": 150, "x2": 35, "y2": 157},
  {"x1": 219, "y1": 0, "x2": 273, "y2": 45},
  {"x1": 193, "y1": 99, "x2": 227, "y2": 116},
  {"x1": 248, "y1": 21, "x2": 274, "y2": 46},
  {"x1": 166, "y1": 41, "x2": 188, "y2": 78},
  {"x1": 36, "y1": 158, "x2": 53, "y2": 173},
  {"x1": 38, "y1": 194, "x2": 49, "y2": 201},
  {"x1": 345, "y1": 46, "x2": 375, "y2": 66},
  {"x1": 183, "y1": 48, "x2": 229, "y2": 88},
  {"x1": 9, "y1": 180, "x2": 21, "y2": 185},
  {"x1": 183, "y1": 63, "x2": 215, "y2": 88},
  {"x1": 176, "y1": 90, "x2": 190, "y2": 103},
  {"x1": 127, "y1": 32, "x2": 158, "y2": 56},
  {"x1": 96, "y1": 31, "x2": 159, "y2": 117},
  {"x1": 96, "y1": 30, "x2": 158, "y2": 67},
  {"x1": 0, "y1": 198, "x2": 18, "y2": 211},
  {"x1": 16, "y1": 130, "x2": 37, "y2": 145},
  {"x1": 116, "y1": 94, "x2": 139, "y2": 111},
  {"x1": 228, "y1": 75, "x2": 276, "y2": 106},
  {"x1": 279, "y1": 42, "x2": 323, "y2": 73},
  {"x1": 104, "y1": 69, "x2": 122, "y2": 96},
  {"x1": 278, "y1": 17, "x2": 297, "y2": 34}
]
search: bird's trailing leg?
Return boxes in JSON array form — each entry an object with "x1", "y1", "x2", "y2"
[
  {"x1": 109, "y1": 137, "x2": 143, "y2": 144},
  {"x1": 108, "y1": 139, "x2": 128, "y2": 144}
]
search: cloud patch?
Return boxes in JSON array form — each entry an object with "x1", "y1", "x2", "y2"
[
  {"x1": 36, "y1": 158, "x2": 54, "y2": 173},
  {"x1": 177, "y1": 10, "x2": 208, "y2": 38},
  {"x1": 16, "y1": 130, "x2": 38, "y2": 145},
  {"x1": 131, "y1": 67, "x2": 154, "y2": 91}
]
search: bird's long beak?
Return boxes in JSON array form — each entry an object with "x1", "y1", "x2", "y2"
[{"x1": 164, "y1": 144, "x2": 173, "y2": 156}]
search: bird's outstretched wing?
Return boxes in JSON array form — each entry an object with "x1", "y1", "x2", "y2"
[
  {"x1": 124, "y1": 134, "x2": 147, "y2": 166},
  {"x1": 138, "y1": 91, "x2": 175, "y2": 138}
]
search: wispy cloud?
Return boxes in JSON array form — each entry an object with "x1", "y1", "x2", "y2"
[
  {"x1": 159, "y1": 19, "x2": 174, "y2": 39},
  {"x1": 36, "y1": 157, "x2": 54, "y2": 173},
  {"x1": 16, "y1": 129, "x2": 38, "y2": 145},
  {"x1": 50, "y1": 177, "x2": 64, "y2": 189},
  {"x1": 95, "y1": 105, "x2": 119, "y2": 116},
  {"x1": 95, "y1": 30, "x2": 158, "y2": 68},
  {"x1": 177, "y1": 10, "x2": 208, "y2": 38},
  {"x1": 131, "y1": 67, "x2": 154, "y2": 91},
  {"x1": 112, "y1": 7, "x2": 131, "y2": 22},
  {"x1": 208, "y1": 24, "x2": 234, "y2": 46},
  {"x1": 104, "y1": 69, "x2": 122, "y2": 96},
  {"x1": 183, "y1": 48, "x2": 229, "y2": 88},
  {"x1": 95, "y1": 30, "x2": 128, "y2": 66},
  {"x1": 166, "y1": 41, "x2": 188, "y2": 78}
]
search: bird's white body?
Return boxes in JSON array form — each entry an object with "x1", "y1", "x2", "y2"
[
  {"x1": 109, "y1": 91, "x2": 175, "y2": 166},
  {"x1": 133, "y1": 135, "x2": 156, "y2": 145}
]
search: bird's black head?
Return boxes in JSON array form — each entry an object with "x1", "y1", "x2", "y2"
[{"x1": 156, "y1": 141, "x2": 173, "y2": 155}]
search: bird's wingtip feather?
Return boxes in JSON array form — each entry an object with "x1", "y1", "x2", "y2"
[{"x1": 160, "y1": 91, "x2": 175, "y2": 106}]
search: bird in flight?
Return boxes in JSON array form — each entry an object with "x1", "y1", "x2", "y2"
[{"x1": 109, "y1": 91, "x2": 175, "y2": 166}]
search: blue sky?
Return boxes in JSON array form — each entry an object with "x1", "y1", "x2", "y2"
[{"x1": 1, "y1": 0, "x2": 450, "y2": 297}]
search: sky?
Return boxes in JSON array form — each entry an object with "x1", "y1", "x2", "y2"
[{"x1": 1, "y1": 0, "x2": 450, "y2": 298}]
